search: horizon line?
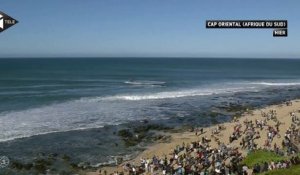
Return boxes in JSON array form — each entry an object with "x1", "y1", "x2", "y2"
[{"x1": 0, "y1": 56, "x2": 299, "y2": 59}]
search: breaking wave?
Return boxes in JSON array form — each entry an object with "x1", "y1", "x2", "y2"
[
  {"x1": 102, "y1": 87, "x2": 256, "y2": 101},
  {"x1": 1, "y1": 80, "x2": 300, "y2": 142},
  {"x1": 248, "y1": 82, "x2": 300, "y2": 86},
  {"x1": 124, "y1": 80, "x2": 166, "y2": 86}
]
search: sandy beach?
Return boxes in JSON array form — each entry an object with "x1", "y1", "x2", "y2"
[{"x1": 87, "y1": 99, "x2": 300, "y2": 175}]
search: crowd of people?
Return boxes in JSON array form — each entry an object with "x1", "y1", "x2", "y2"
[
  {"x1": 99, "y1": 101, "x2": 300, "y2": 175},
  {"x1": 121, "y1": 141, "x2": 245, "y2": 175}
]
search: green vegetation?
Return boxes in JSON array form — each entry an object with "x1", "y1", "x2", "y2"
[
  {"x1": 133, "y1": 124, "x2": 170, "y2": 133},
  {"x1": 216, "y1": 103, "x2": 254, "y2": 120},
  {"x1": 259, "y1": 164, "x2": 300, "y2": 175},
  {"x1": 118, "y1": 129, "x2": 145, "y2": 147},
  {"x1": 7, "y1": 153, "x2": 86, "y2": 175},
  {"x1": 242, "y1": 150, "x2": 286, "y2": 168},
  {"x1": 118, "y1": 124, "x2": 171, "y2": 147},
  {"x1": 219, "y1": 104, "x2": 251, "y2": 113}
]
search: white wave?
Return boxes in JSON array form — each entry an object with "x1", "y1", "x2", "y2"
[
  {"x1": 124, "y1": 80, "x2": 166, "y2": 86},
  {"x1": 102, "y1": 87, "x2": 256, "y2": 101},
  {"x1": 0, "y1": 126, "x2": 106, "y2": 142},
  {"x1": 0, "y1": 81, "x2": 295, "y2": 142},
  {"x1": 248, "y1": 82, "x2": 300, "y2": 86},
  {"x1": 0, "y1": 85, "x2": 251, "y2": 142},
  {"x1": 0, "y1": 94, "x2": 158, "y2": 142},
  {"x1": 0, "y1": 100, "x2": 123, "y2": 142}
]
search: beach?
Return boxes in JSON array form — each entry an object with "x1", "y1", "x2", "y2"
[
  {"x1": 89, "y1": 99, "x2": 300, "y2": 175},
  {"x1": 2, "y1": 58, "x2": 300, "y2": 174},
  {"x1": 1, "y1": 0, "x2": 299, "y2": 173}
]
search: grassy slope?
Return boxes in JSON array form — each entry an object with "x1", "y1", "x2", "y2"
[
  {"x1": 242, "y1": 150, "x2": 286, "y2": 168},
  {"x1": 259, "y1": 164, "x2": 300, "y2": 175}
]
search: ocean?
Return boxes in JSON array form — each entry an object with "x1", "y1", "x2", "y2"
[{"x1": 1, "y1": 58, "x2": 300, "y2": 165}]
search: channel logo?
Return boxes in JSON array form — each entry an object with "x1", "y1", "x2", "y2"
[
  {"x1": 0, "y1": 11, "x2": 18, "y2": 33},
  {"x1": 0, "y1": 14, "x2": 3, "y2": 29}
]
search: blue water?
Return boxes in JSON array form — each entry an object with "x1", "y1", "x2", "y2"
[{"x1": 1, "y1": 58, "x2": 300, "y2": 143}]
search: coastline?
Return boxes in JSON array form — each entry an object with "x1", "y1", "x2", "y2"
[{"x1": 88, "y1": 99, "x2": 300, "y2": 175}]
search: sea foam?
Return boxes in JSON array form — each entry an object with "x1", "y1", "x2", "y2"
[{"x1": 0, "y1": 81, "x2": 299, "y2": 142}]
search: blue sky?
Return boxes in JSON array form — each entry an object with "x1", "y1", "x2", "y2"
[{"x1": 0, "y1": 0, "x2": 299, "y2": 58}]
